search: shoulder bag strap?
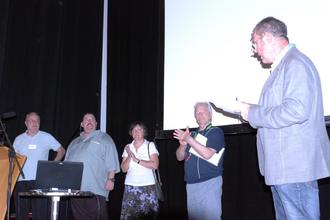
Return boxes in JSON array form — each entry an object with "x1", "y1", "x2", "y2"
[{"x1": 148, "y1": 141, "x2": 162, "y2": 186}]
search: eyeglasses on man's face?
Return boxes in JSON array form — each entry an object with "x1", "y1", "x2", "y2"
[{"x1": 251, "y1": 33, "x2": 264, "y2": 54}]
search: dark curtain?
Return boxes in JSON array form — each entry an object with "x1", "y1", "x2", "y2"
[
  {"x1": 107, "y1": 0, "x2": 164, "y2": 142},
  {"x1": 107, "y1": 1, "x2": 164, "y2": 219},
  {"x1": 0, "y1": 0, "x2": 103, "y2": 147},
  {"x1": 0, "y1": 0, "x2": 165, "y2": 219},
  {"x1": 156, "y1": 126, "x2": 330, "y2": 220},
  {"x1": 154, "y1": 125, "x2": 275, "y2": 220},
  {"x1": 0, "y1": 0, "x2": 10, "y2": 88},
  {"x1": 0, "y1": 0, "x2": 105, "y2": 218}
]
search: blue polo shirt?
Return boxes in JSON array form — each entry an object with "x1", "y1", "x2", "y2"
[{"x1": 184, "y1": 124, "x2": 225, "y2": 184}]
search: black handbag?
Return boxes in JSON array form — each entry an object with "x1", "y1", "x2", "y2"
[{"x1": 148, "y1": 142, "x2": 165, "y2": 202}]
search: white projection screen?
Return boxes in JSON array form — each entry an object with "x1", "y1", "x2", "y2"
[{"x1": 164, "y1": 0, "x2": 330, "y2": 130}]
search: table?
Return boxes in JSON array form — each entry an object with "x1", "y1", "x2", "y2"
[{"x1": 19, "y1": 190, "x2": 94, "y2": 220}]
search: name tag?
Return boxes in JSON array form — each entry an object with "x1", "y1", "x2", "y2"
[{"x1": 28, "y1": 144, "x2": 37, "y2": 149}]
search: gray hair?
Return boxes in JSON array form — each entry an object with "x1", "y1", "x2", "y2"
[
  {"x1": 194, "y1": 102, "x2": 213, "y2": 114},
  {"x1": 252, "y1": 16, "x2": 289, "y2": 42}
]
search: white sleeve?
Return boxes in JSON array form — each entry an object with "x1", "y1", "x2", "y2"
[{"x1": 149, "y1": 142, "x2": 159, "y2": 156}]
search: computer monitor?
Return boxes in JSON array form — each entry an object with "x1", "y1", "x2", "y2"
[{"x1": 35, "y1": 160, "x2": 83, "y2": 190}]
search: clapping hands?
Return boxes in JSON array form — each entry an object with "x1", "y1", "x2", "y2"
[
  {"x1": 125, "y1": 144, "x2": 138, "y2": 162},
  {"x1": 173, "y1": 127, "x2": 190, "y2": 145}
]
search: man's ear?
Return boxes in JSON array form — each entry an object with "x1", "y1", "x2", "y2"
[{"x1": 262, "y1": 32, "x2": 274, "y2": 44}]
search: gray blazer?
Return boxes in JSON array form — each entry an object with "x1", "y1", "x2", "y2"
[{"x1": 249, "y1": 46, "x2": 330, "y2": 185}]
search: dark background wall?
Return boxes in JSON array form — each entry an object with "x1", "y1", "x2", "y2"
[
  {"x1": 1, "y1": 0, "x2": 329, "y2": 219},
  {"x1": 0, "y1": 0, "x2": 105, "y2": 147},
  {"x1": 155, "y1": 125, "x2": 330, "y2": 220}
]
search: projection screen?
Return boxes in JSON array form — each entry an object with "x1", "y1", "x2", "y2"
[{"x1": 164, "y1": 0, "x2": 330, "y2": 130}]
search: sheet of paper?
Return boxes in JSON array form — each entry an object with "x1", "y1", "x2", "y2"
[
  {"x1": 189, "y1": 133, "x2": 225, "y2": 166},
  {"x1": 195, "y1": 133, "x2": 207, "y2": 145}
]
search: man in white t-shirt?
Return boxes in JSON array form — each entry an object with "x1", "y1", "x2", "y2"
[{"x1": 13, "y1": 112, "x2": 65, "y2": 220}]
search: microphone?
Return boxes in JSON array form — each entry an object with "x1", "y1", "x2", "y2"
[{"x1": 1, "y1": 112, "x2": 16, "y2": 120}]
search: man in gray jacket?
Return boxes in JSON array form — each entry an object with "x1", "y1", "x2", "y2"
[{"x1": 237, "y1": 17, "x2": 330, "y2": 219}]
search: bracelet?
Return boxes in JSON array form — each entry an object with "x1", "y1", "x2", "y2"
[
  {"x1": 137, "y1": 159, "x2": 141, "y2": 164},
  {"x1": 107, "y1": 177, "x2": 115, "y2": 182}
]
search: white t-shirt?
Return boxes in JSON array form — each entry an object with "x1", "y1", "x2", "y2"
[
  {"x1": 122, "y1": 140, "x2": 159, "y2": 186},
  {"x1": 13, "y1": 130, "x2": 61, "y2": 181}
]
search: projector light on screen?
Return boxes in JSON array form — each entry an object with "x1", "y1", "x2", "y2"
[{"x1": 164, "y1": 0, "x2": 329, "y2": 130}]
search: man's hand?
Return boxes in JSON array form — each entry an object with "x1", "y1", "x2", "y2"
[
  {"x1": 233, "y1": 101, "x2": 251, "y2": 121},
  {"x1": 173, "y1": 127, "x2": 190, "y2": 142},
  {"x1": 239, "y1": 102, "x2": 250, "y2": 121},
  {"x1": 105, "y1": 179, "x2": 115, "y2": 191}
]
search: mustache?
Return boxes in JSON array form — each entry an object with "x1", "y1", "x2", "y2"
[{"x1": 84, "y1": 122, "x2": 94, "y2": 127}]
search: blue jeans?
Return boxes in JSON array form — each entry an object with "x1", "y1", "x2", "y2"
[
  {"x1": 270, "y1": 180, "x2": 319, "y2": 220},
  {"x1": 186, "y1": 176, "x2": 222, "y2": 220}
]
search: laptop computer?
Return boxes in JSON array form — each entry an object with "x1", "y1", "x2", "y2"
[{"x1": 35, "y1": 160, "x2": 83, "y2": 191}]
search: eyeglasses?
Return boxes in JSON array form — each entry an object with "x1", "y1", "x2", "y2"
[
  {"x1": 251, "y1": 34, "x2": 263, "y2": 54},
  {"x1": 251, "y1": 42, "x2": 257, "y2": 53}
]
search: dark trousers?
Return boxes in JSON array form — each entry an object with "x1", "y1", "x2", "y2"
[
  {"x1": 70, "y1": 195, "x2": 109, "y2": 220},
  {"x1": 13, "y1": 180, "x2": 50, "y2": 220}
]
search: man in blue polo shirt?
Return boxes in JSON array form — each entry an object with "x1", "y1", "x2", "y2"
[{"x1": 174, "y1": 102, "x2": 225, "y2": 220}]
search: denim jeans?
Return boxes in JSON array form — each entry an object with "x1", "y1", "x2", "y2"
[
  {"x1": 271, "y1": 180, "x2": 319, "y2": 220},
  {"x1": 186, "y1": 176, "x2": 222, "y2": 220}
]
